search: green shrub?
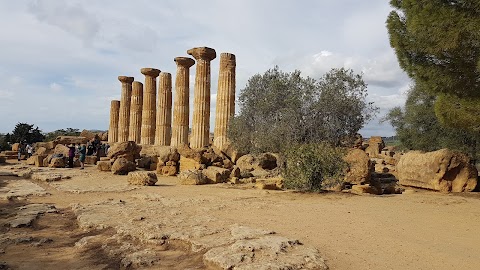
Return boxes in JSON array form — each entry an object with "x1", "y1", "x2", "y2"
[{"x1": 284, "y1": 143, "x2": 347, "y2": 191}]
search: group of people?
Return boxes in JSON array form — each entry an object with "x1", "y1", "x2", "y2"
[
  {"x1": 66, "y1": 141, "x2": 110, "y2": 169},
  {"x1": 17, "y1": 143, "x2": 34, "y2": 161}
]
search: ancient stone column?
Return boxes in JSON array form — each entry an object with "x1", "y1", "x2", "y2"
[
  {"x1": 213, "y1": 53, "x2": 236, "y2": 150},
  {"x1": 118, "y1": 76, "x2": 134, "y2": 142},
  {"x1": 187, "y1": 47, "x2": 216, "y2": 149},
  {"x1": 171, "y1": 57, "x2": 195, "y2": 147},
  {"x1": 155, "y1": 72, "x2": 173, "y2": 146},
  {"x1": 108, "y1": 100, "x2": 120, "y2": 143},
  {"x1": 140, "y1": 68, "x2": 160, "y2": 145},
  {"x1": 128, "y1": 81, "x2": 143, "y2": 144}
]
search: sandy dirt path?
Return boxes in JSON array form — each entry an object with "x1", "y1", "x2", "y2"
[{"x1": 1, "y1": 164, "x2": 480, "y2": 269}]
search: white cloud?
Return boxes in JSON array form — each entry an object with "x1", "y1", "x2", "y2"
[
  {"x1": 0, "y1": 0, "x2": 409, "y2": 137},
  {"x1": 0, "y1": 90, "x2": 14, "y2": 99},
  {"x1": 28, "y1": 0, "x2": 99, "y2": 44},
  {"x1": 49, "y1": 82, "x2": 63, "y2": 92}
]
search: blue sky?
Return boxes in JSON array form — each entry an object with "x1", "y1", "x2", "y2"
[{"x1": 0, "y1": 0, "x2": 410, "y2": 136}]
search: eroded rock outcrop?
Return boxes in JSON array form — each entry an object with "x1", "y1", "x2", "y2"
[{"x1": 397, "y1": 149, "x2": 478, "y2": 192}]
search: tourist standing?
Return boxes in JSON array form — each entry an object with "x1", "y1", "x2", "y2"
[
  {"x1": 17, "y1": 143, "x2": 22, "y2": 161},
  {"x1": 79, "y1": 144, "x2": 86, "y2": 170},
  {"x1": 68, "y1": 144, "x2": 75, "y2": 168},
  {"x1": 26, "y1": 144, "x2": 33, "y2": 157}
]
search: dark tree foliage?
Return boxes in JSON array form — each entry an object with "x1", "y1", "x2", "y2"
[
  {"x1": 383, "y1": 84, "x2": 479, "y2": 161},
  {"x1": 228, "y1": 66, "x2": 378, "y2": 154},
  {"x1": 387, "y1": 0, "x2": 480, "y2": 132},
  {"x1": 9, "y1": 123, "x2": 45, "y2": 144}
]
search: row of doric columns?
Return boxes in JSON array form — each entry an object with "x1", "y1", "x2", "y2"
[{"x1": 107, "y1": 47, "x2": 236, "y2": 149}]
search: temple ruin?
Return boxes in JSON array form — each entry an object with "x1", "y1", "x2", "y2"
[{"x1": 108, "y1": 47, "x2": 236, "y2": 149}]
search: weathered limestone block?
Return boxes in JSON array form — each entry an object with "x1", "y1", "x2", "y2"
[
  {"x1": 214, "y1": 53, "x2": 236, "y2": 150},
  {"x1": 31, "y1": 173, "x2": 62, "y2": 182},
  {"x1": 111, "y1": 157, "x2": 136, "y2": 175},
  {"x1": 343, "y1": 149, "x2": 372, "y2": 184},
  {"x1": 178, "y1": 170, "x2": 207, "y2": 185},
  {"x1": 397, "y1": 149, "x2": 478, "y2": 192},
  {"x1": 54, "y1": 144, "x2": 70, "y2": 157},
  {"x1": 140, "y1": 68, "x2": 161, "y2": 145},
  {"x1": 128, "y1": 81, "x2": 143, "y2": 144},
  {"x1": 97, "y1": 161, "x2": 112, "y2": 171},
  {"x1": 236, "y1": 153, "x2": 278, "y2": 172},
  {"x1": 139, "y1": 145, "x2": 180, "y2": 163},
  {"x1": 171, "y1": 57, "x2": 195, "y2": 147},
  {"x1": 351, "y1": 184, "x2": 382, "y2": 195},
  {"x1": 255, "y1": 177, "x2": 284, "y2": 190},
  {"x1": 26, "y1": 156, "x2": 36, "y2": 165},
  {"x1": 203, "y1": 234, "x2": 328, "y2": 270},
  {"x1": 178, "y1": 146, "x2": 208, "y2": 164},
  {"x1": 160, "y1": 165, "x2": 177, "y2": 176},
  {"x1": 35, "y1": 147, "x2": 47, "y2": 156},
  {"x1": 155, "y1": 72, "x2": 172, "y2": 146},
  {"x1": 84, "y1": 156, "x2": 98, "y2": 165},
  {"x1": 54, "y1": 136, "x2": 89, "y2": 145},
  {"x1": 0, "y1": 156, "x2": 6, "y2": 164},
  {"x1": 12, "y1": 143, "x2": 20, "y2": 151},
  {"x1": 80, "y1": 130, "x2": 96, "y2": 140},
  {"x1": 107, "y1": 141, "x2": 140, "y2": 162},
  {"x1": 365, "y1": 136, "x2": 385, "y2": 158},
  {"x1": 179, "y1": 156, "x2": 202, "y2": 172},
  {"x1": 109, "y1": 100, "x2": 121, "y2": 143},
  {"x1": 127, "y1": 171, "x2": 157, "y2": 186},
  {"x1": 187, "y1": 47, "x2": 216, "y2": 149},
  {"x1": 203, "y1": 166, "x2": 230, "y2": 183},
  {"x1": 31, "y1": 155, "x2": 46, "y2": 167},
  {"x1": 49, "y1": 157, "x2": 65, "y2": 168}
]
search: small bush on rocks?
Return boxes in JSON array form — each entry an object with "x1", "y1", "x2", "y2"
[{"x1": 284, "y1": 143, "x2": 347, "y2": 191}]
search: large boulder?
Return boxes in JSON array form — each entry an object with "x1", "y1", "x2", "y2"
[
  {"x1": 177, "y1": 146, "x2": 208, "y2": 164},
  {"x1": 80, "y1": 130, "x2": 96, "y2": 140},
  {"x1": 35, "y1": 141, "x2": 56, "y2": 154},
  {"x1": 140, "y1": 145, "x2": 180, "y2": 162},
  {"x1": 84, "y1": 156, "x2": 98, "y2": 165},
  {"x1": 127, "y1": 171, "x2": 157, "y2": 186},
  {"x1": 54, "y1": 144, "x2": 70, "y2": 157},
  {"x1": 178, "y1": 170, "x2": 207, "y2": 185},
  {"x1": 11, "y1": 143, "x2": 20, "y2": 151},
  {"x1": 236, "y1": 153, "x2": 278, "y2": 172},
  {"x1": 365, "y1": 136, "x2": 385, "y2": 158},
  {"x1": 107, "y1": 141, "x2": 141, "y2": 162},
  {"x1": 99, "y1": 132, "x2": 108, "y2": 141},
  {"x1": 396, "y1": 149, "x2": 478, "y2": 192},
  {"x1": 343, "y1": 149, "x2": 372, "y2": 185},
  {"x1": 54, "y1": 136, "x2": 89, "y2": 145},
  {"x1": 35, "y1": 147, "x2": 47, "y2": 156},
  {"x1": 97, "y1": 160, "x2": 112, "y2": 171},
  {"x1": 203, "y1": 166, "x2": 230, "y2": 183},
  {"x1": 111, "y1": 157, "x2": 136, "y2": 175},
  {"x1": 179, "y1": 156, "x2": 202, "y2": 172},
  {"x1": 49, "y1": 157, "x2": 65, "y2": 168},
  {"x1": 214, "y1": 141, "x2": 244, "y2": 163}
]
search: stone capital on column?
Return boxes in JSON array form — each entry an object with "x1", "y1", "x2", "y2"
[
  {"x1": 187, "y1": 47, "x2": 216, "y2": 61},
  {"x1": 140, "y1": 68, "x2": 160, "y2": 78},
  {"x1": 118, "y1": 76, "x2": 134, "y2": 84},
  {"x1": 174, "y1": 57, "x2": 195, "y2": 68}
]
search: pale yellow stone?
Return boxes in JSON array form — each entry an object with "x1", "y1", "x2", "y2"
[
  {"x1": 187, "y1": 47, "x2": 216, "y2": 149},
  {"x1": 155, "y1": 73, "x2": 172, "y2": 146},
  {"x1": 171, "y1": 57, "x2": 195, "y2": 147},
  {"x1": 140, "y1": 68, "x2": 160, "y2": 145},
  {"x1": 213, "y1": 53, "x2": 236, "y2": 150},
  {"x1": 108, "y1": 100, "x2": 120, "y2": 143}
]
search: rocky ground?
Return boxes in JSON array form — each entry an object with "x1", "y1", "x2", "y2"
[{"x1": 1, "y1": 161, "x2": 480, "y2": 270}]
